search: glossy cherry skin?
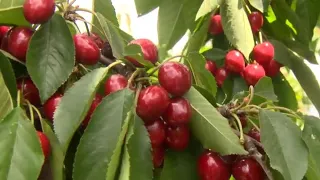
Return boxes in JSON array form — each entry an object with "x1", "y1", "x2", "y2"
[
  {"x1": 17, "y1": 78, "x2": 41, "y2": 106},
  {"x1": 205, "y1": 60, "x2": 217, "y2": 76},
  {"x1": 43, "y1": 93, "x2": 63, "y2": 121},
  {"x1": 225, "y1": 50, "x2": 245, "y2": 73},
  {"x1": 163, "y1": 97, "x2": 192, "y2": 126},
  {"x1": 152, "y1": 146, "x2": 165, "y2": 168},
  {"x1": 85, "y1": 32, "x2": 104, "y2": 49},
  {"x1": 136, "y1": 85, "x2": 170, "y2": 124},
  {"x1": 248, "y1": 12, "x2": 264, "y2": 33},
  {"x1": 232, "y1": 157, "x2": 264, "y2": 180},
  {"x1": 104, "y1": 74, "x2": 128, "y2": 96},
  {"x1": 74, "y1": 34, "x2": 100, "y2": 65},
  {"x1": 0, "y1": 26, "x2": 11, "y2": 44},
  {"x1": 158, "y1": 62, "x2": 192, "y2": 97},
  {"x1": 23, "y1": 0, "x2": 55, "y2": 24},
  {"x1": 209, "y1": 15, "x2": 223, "y2": 35},
  {"x1": 215, "y1": 67, "x2": 228, "y2": 87},
  {"x1": 248, "y1": 128, "x2": 260, "y2": 142},
  {"x1": 243, "y1": 64, "x2": 266, "y2": 86},
  {"x1": 37, "y1": 131, "x2": 51, "y2": 159},
  {"x1": 146, "y1": 119, "x2": 166, "y2": 147},
  {"x1": 126, "y1": 39, "x2": 158, "y2": 67},
  {"x1": 166, "y1": 125, "x2": 190, "y2": 151},
  {"x1": 197, "y1": 150, "x2": 231, "y2": 180},
  {"x1": 83, "y1": 94, "x2": 103, "y2": 127},
  {"x1": 265, "y1": 59, "x2": 282, "y2": 77},
  {"x1": 253, "y1": 42, "x2": 274, "y2": 67},
  {"x1": 8, "y1": 27, "x2": 33, "y2": 62}
]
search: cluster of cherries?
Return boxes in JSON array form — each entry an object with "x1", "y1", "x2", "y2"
[{"x1": 207, "y1": 12, "x2": 283, "y2": 87}]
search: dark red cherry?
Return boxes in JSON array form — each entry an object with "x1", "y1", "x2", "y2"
[
  {"x1": 232, "y1": 157, "x2": 264, "y2": 180},
  {"x1": 0, "y1": 30, "x2": 11, "y2": 51},
  {"x1": 0, "y1": 26, "x2": 11, "y2": 44},
  {"x1": 225, "y1": 50, "x2": 245, "y2": 73},
  {"x1": 126, "y1": 39, "x2": 158, "y2": 67},
  {"x1": 265, "y1": 59, "x2": 282, "y2": 77},
  {"x1": 163, "y1": 97, "x2": 192, "y2": 126},
  {"x1": 253, "y1": 42, "x2": 274, "y2": 67},
  {"x1": 104, "y1": 74, "x2": 128, "y2": 95},
  {"x1": 23, "y1": 0, "x2": 55, "y2": 24},
  {"x1": 43, "y1": 93, "x2": 63, "y2": 121},
  {"x1": 215, "y1": 67, "x2": 228, "y2": 87},
  {"x1": 158, "y1": 62, "x2": 192, "y2": 97},
  {"x1": 248, "y1": 128, "x2": 260, "y2": 142},
  {"x1": 152, "y1": 146, "x2": 165, "y2": 168},
  {"x1": 166, "y1": 125, "x2": 190, "y2": 151},
  {"x1": 8, "y1": 27, "x2": 33, "y2": 62},
  {"x1": 74, "y1": 34, "x2": 100, "y2": 65},
  {"x1": 209, "y1": 15, "x2": 223, "y2": 35},
  {"x1": 102, "y1": 41, "x2": 114, "y2": 59},
  {"x1": 37, "y1": 131, "x2": 51, "y2": 159},
  {"x1": 239, "y1": 114, "x2": 247, "y2": 128},
  {"x1": 221, "y1": 154, "x2": 238, "y2": 165},
  {"x1": 136, "y1": 85, "x2": 170, "y2": 124},
  {"x1": 248, "y1": 12, "x2": 264, "y2": 33},
  {"x1": 83, "y1": 94, "x2": 103, "y2": 127},
  {"x1": 146, "y1": 119, "x2": 166, "y2": 147},
  {"x1": 243, "y1": 64, "x2": 266, "y2": 86},
  {"x1": 205, "y1": 60, "x2": 217, "y2": 76},
  {"x1": 17, "y1": 78, "x2": 41, "y2": 106},
  {"x1": 197, "y1": 150, "x2": 231, "y2": 180},
  {"x1": 85, "y1": 32, "x2": 104, "y2": 49}
]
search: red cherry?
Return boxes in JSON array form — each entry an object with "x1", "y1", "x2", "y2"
[
  {"x1": 23, "y1": 0, "x2": 55, "y2": 24},
  {"x1": 104, "y1": 74, "x2": 128, "y2": 96},
  {"x1": 146, "y1": 119, "x2": 166, "y2": 147},
  {"x1": 209, "y1": 15, "x2": 223, "y2": 35},
  {"x1": 225, "y1": 50, "x2": 245, "y2": 73},
  {"x1": 17, "y1": 78, "x2": 41, "y2": 106},
  {"x1": 239, "y1": 114, "x2": 247, "y2": 128},
  {"x1": 0, "y1": 26, "x2": 11, "y2": 44},
  {"x1": 232, "y1": 157, "x2": 264, "y2": 180},
  {"x1": 74, "y1": 34, "x2": 100, "y2": 65},
  {"x1": 0, "y1": 30, "x2": 11, "y2": 51},
  {"x1": 166, "y1": 125, "x2": 190, "y2": 151},
  {"x1": 152, "y1": 146, "x2": 165, "y2": 168},
  {"x1": 265, "y1": 59, "x2": 282, "y2": 77},
  {"x1": 197, "y1": 150, "x2": 231, "y2": 180},
  {"x1": 126, "y1": 39, "x2": 158, "y2": 67},
  {"x1": 163, "y1": 97, "x2": 192, "y2": 126},
  {"x1": 248, "y1": 128, "x2": 260, "y2": 142},
  {"x1": 158, "y1": 62, "x2": 192, "y2": 97},
  {"x1": 243, "y1": 64, "x2": 265, "y2": 86},
  {"x1": 253, "y1": 42, "x2": 274, "y2": 66},
  {"x1": 215, "y1": 67, "x2": 228, "y2": 87},
  {"x1": 205, "y1": 60, "x2": 217, "y2": 76},
  {"x1": 85, "y1": 32, "x2": 104, "y2": 49},
  {"x1": 37, "y1": 131, "x2": 50, "y2": 159},
  {"x1": 136, "y1": 85, "x2": 170, "y2": 124},
  {"x1": 102, "y1": 41, "x2": 114, "y2": 59},
  {"x1": 83, "y1": 94, "x2": 103, "y2": 127},
  {"x1": 248, "y1": 12, "x2": 264, "y2": 33},
  {"x1": 221, "y1": 154, "x2": 238, "y2": 165},
  {"x1": 43, "y1": 93, "x2": 63, "y2": 121},
  {"x1": 8, "y1": 27, "x2": 33, "y2": 62}
]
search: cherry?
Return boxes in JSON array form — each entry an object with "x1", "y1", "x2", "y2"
[
  {"x1": 136, "y1": 85, "x2": 170, "y2": 124},
  {"x1": 221, "y1": 154, "x2": 238, "y2": 165},
  {"x1": 83, "y1": 94, "x2": 103, "y2": 127},
  {"x1": 0, "y1": 30, "x2": 10, "y2": 51},
  {"x1": 43, "y1": 93, "x2": 63, "y2": 121},
  {"x1": 225, "y1": 50, "x2": 245, "y2": 73},
  {"x1": 126, "y1": 39, "x2": 158, "y2": 67},
  {"x1": 17, "y1": 78, "x2": 41, "y2": 106},
  {"x1": 8, "y1": 27, "x2": 33, "y2": 62},
  {"x1": 265, "y1": 59, "x2": 282, "y2": 77},
  {"x1": 248, "y1": 12, "x2": 264, "y2": 33},
  {"x1": 248, "y1": 128, "x2": 260, "y2": 142},
  {"x1": 37, "y1": 131, "x2": 50, "y2": 159},
  {"x1": 239, "y1": 114, "x2": 247, "y2": 128},
  {"x1": 23, "y1": 0, "x2": 55, "y2": 24},
  {"x1": 243, "y1": 63, "x2": 266, "y2": 86},
  {"x1": 163, "y1": 97, "x2": 192, "y2": 127},
  {"x1": 209, "y1": 15, "x2": 223, "y2": 35},
  {"x1": 146, "y1": 119, "x2": 166, "y2": 147},
  {"x1": 158, "y1": 62, "x2": 192, "y2": 97},
  {"x1": 73, "y1": 34, "x2": 100, "y2": 65},
  {"x1": 85, "y1": 32, "x2": 104, "y2": 49},
  {"x1": 0, "y1": 26, "x2": 11, "y2": 44},
  {"x1": 152, "y1": 146, "x2": 165, "y2": 168},
  {"x1": 166, "y1": 125, "x2": 190, "y2": 151},
  {"x1": 104, "y1": 74, "x2": 128, "y2": 96},
  {"x1": 215, "y1": 67, "x2": 228, "y2": 87},
  {"x1": 197, "y1": 150, "x2": 231, "y2": 180},
  {"x1": 205, "y1": 60, "x2": 217, "y2": 76},
  {"x1": 232, "y1": 157, "x2": 264, "y2": 180},
  {"x1": 252, "y1": 42, "x2": 274, "y2": 67},
  {"x1": 102, "y1": 41, "x2": 115, "y2": 59}
]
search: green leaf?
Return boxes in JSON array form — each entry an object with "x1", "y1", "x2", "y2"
[
  {"x1": 259, "y1": 110, "x2": 308, "y2": 180},
  {"x1": 92, "y1": 0, "x2": 118, "y2": 27},
  {"x1": 73, "y1": 89, "x2": 134, "y2": 180},
  {"x1": 53, "y1": 67, "x2": 110, "y2": 153},
  {"x1": 184, "y1": 87, "x2": 247, "y2": 155},
  {"x1": 123, "y1": 44, "x2": 155, "y2": 68},
  {"x1": 222, "y1": 76, "x2": 248, "y2": 103},
  {"x1": 193, "y1": 85, "x2": 217, "y2": 107},
  {"x1": 254, "y1": 77, "x2": 278, "y2": 101},
  {"x1": 0, "y1": 71, "x2": 13, "y2": 119},
  {"x1": 220, "y1": 0, "x2": 255, "y2": 59},
  {"x1": 202, "y1": 48, "x2": 227, "y2": 67},
  {"x1": 66, "y1": 21, "x2": 79, "y2": 36},
  {"x1": 26, "y1": 14, "x2": 75, "y2": 103},
  {"x1": 0, "y1": 52, "x2": 17, "y2": 102},
  {"x1": 158, "y1": 0, "x2": 203, "y2": 51},
  {"x1": 0, "y1": 107, "x2": 44, "y2": 180},
  {"x1": 248, "y1": 0, "x2": 271, "y2": 13},
  {"x1": 195, "y1": 0, "x2": 219, "y2": 20},
  {"x1": 185, "y1": 53, "x2": 217, "y2": 96},
  {"x1": 134, "y1": 0, "x2": 161, "y2": 16}
]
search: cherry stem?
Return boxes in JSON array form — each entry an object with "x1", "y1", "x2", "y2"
[
  {"x1": 78, "y1": 64, "x2": 89, "y2": 73},
  {"x1": 68, "y1": 0, "x2": 77, "y2": 8},
  {"x1": 135, "y1": 76, "x2": 158, "y2": 84},
  {"x1": 17, "y1": 90, "x2": 21, "y2": 107},
  {"x1": 231, "y1": 120, "x2": 240, "y2": 131},
  {"x1": 258, "y1": 101, "x2": 271, "y2": 108},
  {"x1": 231, "y1": 86, "x2": 254, "y2": 112},
  {"x1": 75, "y1": 8, "x2": 97, "y2": 16},
  {"x1": 265, "y1": 106, "x2": 302, "y2": 120},
  {"x1": 26, "y1": 101, "x2": 34, "y2": 125},
  {"x1": 99, "y1": 55, "x2": 131, "y2": 75},
  {"x1": 31, "y1": 104, "x2": 43, "y2": 120},
  {"x1": 127, "y1": 69, "x2": 144, "y2": 88},
  {"x1": 258, "y1": 31, "x2": 263, "y2": 44},
  {"x1": 231, "y1": 113, "x2": 245, "y2": 145},
  {"x1": 248, "y1": 117, "x2": 260, "y2": 131},
  {"x1": 134, "y1": 83, "x2": 143, "y2": 107},
  {"x1": 242, "y1": 0, "x2": 252, "y2": 14},
  {"x1": 148, "y1": 55, "x2": 186, "y2": 76},
  {"x1": 74, "y1": 18, "x2": 105, "y2": 37}
]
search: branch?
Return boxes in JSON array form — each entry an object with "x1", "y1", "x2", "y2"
[{"x1": 99, "y1": 54, "x2": 135, "y2": 76}]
